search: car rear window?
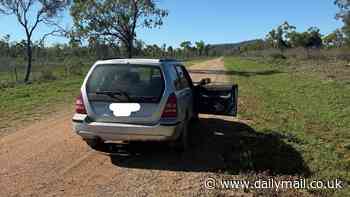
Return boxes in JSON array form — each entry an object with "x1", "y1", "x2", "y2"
[{"x1": 86, "y1": 64, "x2": 164, "y2": 103}]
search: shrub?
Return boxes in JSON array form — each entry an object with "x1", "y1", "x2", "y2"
[
  {"x1": 64, "y1": 58, "x2": 84, "y2": 77},
  {"x1": 70, "y1": 64, "x2": 83, "y2": 76},
  {"x1": 38, "y1": 69, "x2": 57, "y2": 81},
  {"x1": 0, "y1": 80, "x2": 15, "y2": 89},
  {"x1": 270, "y1": 53, "x2": 287, "y2": 60}
]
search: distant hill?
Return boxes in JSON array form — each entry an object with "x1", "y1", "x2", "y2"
[{"x1": 209, "y1": 39, "x2": 263, "y2": 55}]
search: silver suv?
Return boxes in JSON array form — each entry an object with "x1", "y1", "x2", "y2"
[{"x1": 72, "y1": 59, "x2": 238, "y2": 151}]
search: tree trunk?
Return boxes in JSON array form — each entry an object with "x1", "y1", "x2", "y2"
[
  {"x1": 24, "y1": 39, "x2": 32, "y2": 83},
  {"x1": 127, "y1": 40, "x2": 133, "y2": 58}
]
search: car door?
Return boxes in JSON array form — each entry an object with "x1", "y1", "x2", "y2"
[
  {"x1": 174, "y1": 65, "x2": 193, "y2": 120},
  {"x1": 195, "y1": 83, "x2": 238, "y2": 117}
]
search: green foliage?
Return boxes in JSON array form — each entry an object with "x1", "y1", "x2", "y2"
[
  {"x1": 70, "y1": 0, "x2": 168, "y2": 58},
  {"x1": 180, "y1": 41, "x2": 193, "y2": 58},
  {"x1": 180, "y1": 41, "x2": 192, "y2": 49},
  {"x1": 287, "y1": 31, "x2": 308, "y2": 48},
  {"x1": 324, "y1": 29, "x2": 345, "y2": 48},
  {"x1": 287, "y1": 27, "x2": 323, "y2": 51},
  {"x1": 195, "y1": 40, "x2": 205, "y2": 56},
  {"x1": 267, "y1": 22, "x2": 323, "y2": 54},
  {"x1": 0, "y1": 0, "x2": 71, "y2": 82},
  {"x1": 304, "y1": 27, "x2": 323, "y2": 49},
  {"x1": 266, "y1": 21, "x2": 295, "y2": 52},
  {"x1": 335, "y1": 0, "x2": 350, "y2": 45}
]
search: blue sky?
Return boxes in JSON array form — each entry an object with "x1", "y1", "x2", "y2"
[{"x1": 0, "y1": 0, "x2": 343, "y2": 47}]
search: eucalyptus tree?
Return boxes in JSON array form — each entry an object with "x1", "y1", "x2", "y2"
[
  {"x1": 266, "y1": 21, "x2": 295, "y2": 53},
  {"x1": 167, "y1": 46, "x2": 174, "y2": 57},
  {"x1": 0, "y1": 0, "x2": 70, "y2": 82},
  {"x1": 195, "y1": 40, "x2": 205, "y2": 56},
  {"x1": 180, "y1": 41, "x2": 192, "y2": 58},
  {"x1": 324, "y1": 29, "x2": 344, "y2": 48},
  {"x1": 71, "y1": 0, "x2": 168, "y2": 58},
  {"x1": 335, "y1": 0, "x2": 350, "y2": 44}
]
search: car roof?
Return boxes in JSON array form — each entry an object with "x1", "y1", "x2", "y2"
[{"x1": 95, "y1": 58, "x2": 182, "y2": 66}]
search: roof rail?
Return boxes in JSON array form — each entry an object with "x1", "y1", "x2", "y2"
[
  {"x1": 159, "y1": 58, "x2": 179, "y2": 62},
  {"x1": 99, "y1": 57, "x2": 181, "y2": 62},
  {"x1": 101, "y1": 57, "x2": 124, "y2": 60}
]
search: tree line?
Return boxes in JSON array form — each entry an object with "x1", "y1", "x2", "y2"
[
  {"x1": 239, "y1": 22, "x2": 347, "y2": 56},
  {"x1": 239, "y1": 1, "x2": 350, "y2": 55},
  {"x1": 1, "y1": 0, "x2": 350, "y2": 82},
  {"x1": 0, "y1": 35, "x2": 214, "y2": 68}
]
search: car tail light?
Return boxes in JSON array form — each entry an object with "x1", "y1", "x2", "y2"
[
  {"x1": 161, "y1": 93, "x2": 177, "y2": 118},
  {"x1": 75, "y1": 93, "x2": 87, "y2": 114}
]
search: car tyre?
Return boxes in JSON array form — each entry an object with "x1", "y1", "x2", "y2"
[
  {"x1": 85, "y1": 138, "x2": 105, "y2": 151},
  {"x1": 174, "y1": 119, "x2": 189, "y2": 152}
]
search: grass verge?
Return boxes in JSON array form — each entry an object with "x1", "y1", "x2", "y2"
[
  {"x1": 224, "y1": 57, "x2": 350, "y2": 196},
  {"x1": 0, "y1": 77, "x2": 84, "y2": 135}
]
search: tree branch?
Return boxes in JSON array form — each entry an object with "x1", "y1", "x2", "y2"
[
  {"x1": 29, "y1": 8, "x2": 45, "y2": 37},
  {"x1": 38, "y1": 29, "x2": 62, "y2": 46},
  {"x1": 131, "y1": 0, "x2": 139, "y2": 37}
]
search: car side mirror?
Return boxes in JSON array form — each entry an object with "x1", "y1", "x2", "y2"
[{"x1": 199, "y1": 78, "x2": 211, "y2": 86}]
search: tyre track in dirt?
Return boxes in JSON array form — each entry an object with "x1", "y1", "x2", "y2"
[{"x1": 0, "y1": 58, "x2": 247, "y2": 197}]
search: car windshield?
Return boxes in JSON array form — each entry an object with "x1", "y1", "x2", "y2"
[{"x1": 86, "y1": 64, "x2": 164, "y2": 103}]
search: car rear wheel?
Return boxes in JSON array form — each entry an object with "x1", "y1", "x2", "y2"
[
  {"x1": 174, "y1": 118, "x2": 189, "y2": 152},
  {"x1": 85, "y1": 138, "x2": 105, "y2": 151}
]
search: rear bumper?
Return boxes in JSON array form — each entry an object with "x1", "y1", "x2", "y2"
[{"x1": 72, "y1": 114, "x2": 182, "y2": 142}]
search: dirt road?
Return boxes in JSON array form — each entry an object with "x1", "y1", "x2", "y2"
[{"x1": 0, "y1": 58, "x2": 248, "y2": 197}]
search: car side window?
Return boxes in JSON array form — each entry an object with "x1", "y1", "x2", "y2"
[
  {"x1": 169, "y1": 65, "x2": 181, "y2": 90},
  {"x1": 175, "y1": 65, "x2": 190, "y2": 89},
  {"x1": 181, "y1": 66, "x2": 193, "y2": 88}
]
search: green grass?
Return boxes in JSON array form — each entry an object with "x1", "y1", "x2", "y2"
[
  {"x1": 0, "y1": 75, "x2": 84, "y2": 134},
  {"x1": 224, "y1": 57, "x2": 350, "y2": 196},
  {"x1": 0, "y1": 61, "x2": 93, "y2": 134},
  {"x1": 0, "y1": 77, "x2": 82, "y2": 130}
]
